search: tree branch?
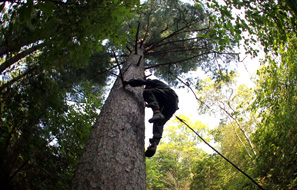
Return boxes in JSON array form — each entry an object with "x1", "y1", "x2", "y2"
[
  {"x1": 145, "y1": 51, "x2": 211, "y2": 69},
  {"x1": 0, "y1": 43, "x2": 44, "y2": 74},
  {"x1": 145, "y1": 51, "x2": 238, "y2": 70},
  {"x1": 220, "y1": 104, "x2": 256, "y2": 156},
  {"x1": 0, "y1": 67, "x2": 36, "y2": 92},
  {"x1": 145, "y1": 24, "x2": 192, "y2": 53},
  {"x1": 135, "y1": 22, "x2": 140, "y2": 55},
  {"x1": 229, "y1": 116, "x2": 253, "y2": 158},
  {"x1": 173, "y1": 74, "x2": 211, "y2": 110},
  {"x1": 151, "y1": 36, "x2": 207, "y2": 50},
  {"x1": 146, "y1": 47, "x2": 206, "y2": 56},
  {"x1": 141, "y1": 9, "x2": 153, "y2": 47}
]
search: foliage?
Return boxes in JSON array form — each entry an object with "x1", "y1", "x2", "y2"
[
  {"x1": 0, "y1": 62, "x2": 104, "y2": 189},
  {"x1": 4, "y1": 0, "x2": 296, "y2": 189},
  {"x1": 191, "y1": 76, "x2": 261, "y2": 189},
  {"x1": 0, "y1": 0, "x2": 140, "y2": 189},
  {"x1": 113, "y1": 0, "x2": 237, "y2": 84},
  {"x1": 191, "y1": 153, "x2": 224, "y2": 190},
  {"x1": 0, "y1": 0, "x2": 139, "y2": 71},
  {"x1": 197, "y1": 74, "x2": 257, "y2": 158},
  {"x1": 195, "y1": 0, "x2": 297, "y2": 56},
  {"x1": 190, "y1": 0, "x2": 297, "y2": 189},
  {"x1": 144, "y1": 1, "x2": 297, "y2": 189},
  {"x1": 251, "y1": 38, "x2": 297, "y2": 189}
]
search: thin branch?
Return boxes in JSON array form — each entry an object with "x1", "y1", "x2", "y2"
[
  {"x1": 112, "y1": 50, "x2": 125, "y2": 86},
  {"x1": 136, "y1": 55, "x2": 142, "y2": 66},
  {"x1": 126, "y1": 45, "x2": 132, "y2": 53},
  {"x1": 135, "y1": 22, "x2": 140, "y2": 55},
  {"x1": 145, "y1": 51, "x2": 238, "y2": 70},
  {"x1": 0, "y1": 66, "x2": 36, "y2": 92},
  {"x1": 219, "y1": 104, "x2": 256, "y2": 156},
  {"x1": 104, "y1": 69, "x2": 120, "y2": 78},
  {"x1": 145, "y1": 24, "x2": 193, "y2": 53},
  {"x1": 228, "y1": 116, "x2": 253, "y2": 158},
  {"x1": 89, "y1": 62, "x2": 124, "y2": 80},
  {"x1": 174, "y1": 74, "x2": 211, "y2": 110},
  {"x1": 145, "y1": 51, "x2": 211, "y2": 69},
  {"x1": 151, "y1": 36, "x2": 206, "y2": 49},
  {"x1": 146, "y1": 47, "x2": 206, "y2": 56}
]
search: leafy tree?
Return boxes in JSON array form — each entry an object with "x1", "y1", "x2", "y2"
[
  {"x1": 197, "y1": 75, "x2": 257, "y2": 158},
  {"x1": 192, "y1": 74, "x2": 266, "y2": 189},
  {"x1": 251, "y1": 38, "x2": 297, "y2": 189},
  {"x1": 192, "y1": 0, "x2": 297, "y2": 189},
  {"x1": 0, "y1": 61, "x2": 106, "y2": 189},
  {"x1": 146, "y1": 115, "x2": 206, "y2": 190},
  {"x1": 0, "y1": 0, "x2": 138, "y2": 74},
  {"x1": 190, "y1": 153, "x2": 223, "y2": 190},
  {"x1": 196, "y1": 0, "x2": 297, "y2": 56},
  {"x1": 1, "y1": 0, "x2": 140, "y2": 188}
]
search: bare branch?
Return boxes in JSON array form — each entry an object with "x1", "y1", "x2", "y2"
[
  {"x1": 174, "y1": 74, "x2": 211, "y2": 110},
  {"x1": 219, "y1": 104, "x2": 257, "y2": 156},
  {"x1": 228, "y1": 116, "x2": 253, "y2": 158},
  {"x1": 135, "y1": 22, "x2": 140, "y2": 55},
  {"x1": 151, "y1": 36, "x2": 207, "y2": 49},
  {"x1": 145, "y1": 24, "x2": 193, "y2": 53},
  {"x1": 136, "y1": 55, "x2": 142, "y2": 66},
  {"x1": 146, "y1": 47, "x2": 206, "y2": 56},
  {"x1": 126, "y1": 45, "x2": 132, "y2": 53},
  {"x1": 112, "y1": 50, "x2": 125, "y2": 86},
  {"x1": 145, "y1": 51, "x2": 211, "y2": 69},
  {"x1": 145, "y1": 51, "x2": 238, "y2": 70}
]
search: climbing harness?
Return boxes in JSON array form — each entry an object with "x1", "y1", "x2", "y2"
[{"x1": 176, "y1": 116, "x2": 264, "y2": 190}]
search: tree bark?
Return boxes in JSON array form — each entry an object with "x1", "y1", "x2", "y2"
[{"x1": 71, "y1": 46, "x2": 146, "y2": 189}]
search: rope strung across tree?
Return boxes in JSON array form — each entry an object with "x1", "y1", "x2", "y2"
[{"x1": 175, "y1": 116, "x2": 264, "y2": 190}]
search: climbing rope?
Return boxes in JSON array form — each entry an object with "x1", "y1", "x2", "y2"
[{"x1": 175, "y1": 116, "x2": 264, "y2": 190}]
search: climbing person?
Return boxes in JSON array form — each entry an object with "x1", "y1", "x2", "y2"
[{"x1": 125, "y1": 78, "x2": 179, "y2": 157}]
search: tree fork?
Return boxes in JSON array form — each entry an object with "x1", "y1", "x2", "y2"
[{"x1": 71, "y1": 44, "x2": 146, "y2": 190}]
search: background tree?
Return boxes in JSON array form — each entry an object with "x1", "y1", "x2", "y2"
[
  {"x1": 197, "y1": 75, "x2": 257, "y2": 158},
  {"x1": 195, "y1": 0, "x2": 297, "y2": 189},
  {"x1": 190, "y1": 153, "x2": 223, "y2": 189},
  {"x1": 72, "y1": 0, "x2": 237, "y2": 189},
  {"x1": 251, "y1": 38, "x2": 297, "y2": 189},
  {"x1": 192, "y1": 76, "x2": 260, "y2": 189},
  {"x1": 146, "y1": 115, "x2": 206, "y2": 190},
  {"x1": 0, "y1": 0, "x2": 139, "y2": 189}
]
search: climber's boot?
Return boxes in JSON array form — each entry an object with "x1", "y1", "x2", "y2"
[{"x1": 148, "y1": 111, "x2": 165, "y2": 123}]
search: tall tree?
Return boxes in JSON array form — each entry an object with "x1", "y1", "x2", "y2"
[{"x1": 71, "y1": 0, "x2": 236, "y2": 189}]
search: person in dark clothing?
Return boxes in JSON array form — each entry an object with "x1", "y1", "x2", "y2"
[{"x1": 125, "y1": 78, "x2": 179, "y2": 157}]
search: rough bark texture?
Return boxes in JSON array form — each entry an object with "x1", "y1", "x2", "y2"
[{"x1": 71, "y1": 46, "x2": 146, "y2": 189}]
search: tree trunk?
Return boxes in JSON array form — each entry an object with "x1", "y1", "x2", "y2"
[{"x1": 71, "y1": 46, "x2": 146, "y2": 189}]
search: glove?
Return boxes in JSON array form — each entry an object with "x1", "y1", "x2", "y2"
[{"x1": 127, "y1": 79, "x2": 145, "y2": 87}]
